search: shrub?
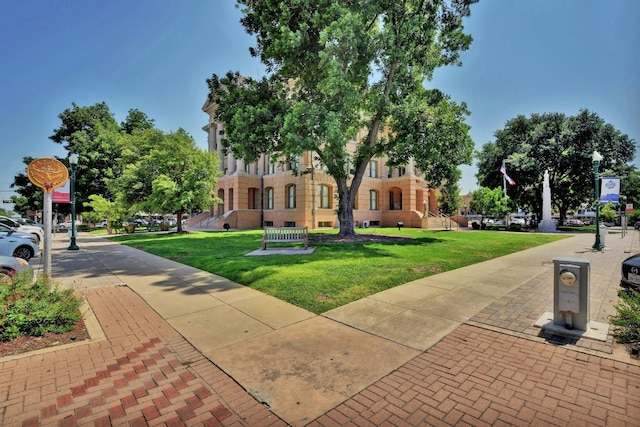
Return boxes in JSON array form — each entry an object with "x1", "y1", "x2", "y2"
[
  {"x1": 159, "y1": 222, "x2": 170, "y2": 231},
  {"x1": 610, "y1": 290, "x2": 640, "y2": 344},
  {"x1": 508, "y1": 223, "x2": 522, "y2": 232},
  {"x1": 0, "y1": 273, "x2": 83, "y2": 341}
]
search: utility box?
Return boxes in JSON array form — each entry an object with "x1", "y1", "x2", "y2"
[{"x1": 553, "y1": 258, "x2": 590, "y2": 331}]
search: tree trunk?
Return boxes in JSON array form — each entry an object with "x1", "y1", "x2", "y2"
[
  {"x1": 336, "y1": 177, "x2": 356, "y2": 236},
  {"x1": 176, "y1": 209, "x2": 184, "y2": 233}
]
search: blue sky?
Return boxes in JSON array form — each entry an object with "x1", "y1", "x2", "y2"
[{"x1": 1, "y1": 1, "x2": 638, "y2": 209}]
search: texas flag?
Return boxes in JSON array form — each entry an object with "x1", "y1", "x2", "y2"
[{"x1": 500, "y1": 161, "x2": 515, "y2": 185}]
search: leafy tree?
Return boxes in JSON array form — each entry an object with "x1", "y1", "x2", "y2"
[
  {"x1": 83, "y1": 194, "x2": 127, "y2": 234},
  {"x1": 476, "y1": 110, "x2": 636, "y2": 224},
  {"x1": 437, "y1": 169, "x2": 463, "y2": 229},
  {"x1": 208, "y1": 0, "x2": 477, "y2": 236},
  {"x1": 120, "y1": 109, "x2": 155, "y2": 134},
  {"x1": 112, "y1": 128, "x2": 221, "y2": 233},
  {"x1": 49, "y1": 102, "x2": 123, "y2": 209},
  {"x1": 599, "y1": 202, "x2": 617, "y2": 224},
  {"x1": 469, "y1": 187, "x2": 509, "y2": 227}
]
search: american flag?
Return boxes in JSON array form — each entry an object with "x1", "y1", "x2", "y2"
[{"x1": 500, "y1": 161, "x2": 515, "y2": 185}]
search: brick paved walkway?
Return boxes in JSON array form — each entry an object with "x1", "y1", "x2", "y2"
[
  {"x1": 2, "y1": 230, "x2": 640, "y2": 426},
  {"x1": 311, "y1": 325, "x2": 640, "y2": 426},
  {"x1": 0, "y1": 286, "x2": 285, "y2": 427}
]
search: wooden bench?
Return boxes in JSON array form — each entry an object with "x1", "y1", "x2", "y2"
[{"x1": 262, "y1": 226, "x2": 309, "y2": 250}]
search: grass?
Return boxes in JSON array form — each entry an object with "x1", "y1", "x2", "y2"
[{"x1": 109, "y1": 228, "x2": 567, "y2": 314}]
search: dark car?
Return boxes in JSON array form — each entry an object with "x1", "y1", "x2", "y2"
[
  {"x1": 635, "y1": 221, "x2": 640, "y2": 230},
  {"x1": 621, "y1": 253, "x2": 640, "y2": 292}
]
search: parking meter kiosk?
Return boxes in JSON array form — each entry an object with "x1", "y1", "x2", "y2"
[{"x1": 553, "y1": 257, "x2": 590, "y2": 331}]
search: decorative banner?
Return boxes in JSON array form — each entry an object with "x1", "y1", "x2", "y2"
[
  {"x1": 27, "y1": 158, "x2": 69, "y2": 194},
  {"x1": 599, "y1": 177, "x2": 620, "y2": 203},
  {"x1": 52, "y1": 179, "x2": 71, "y2": 203}
]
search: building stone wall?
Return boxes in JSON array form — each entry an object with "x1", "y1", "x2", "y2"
[{"x1": 202, "y1": 99, "x2": 444, "y2": 230}]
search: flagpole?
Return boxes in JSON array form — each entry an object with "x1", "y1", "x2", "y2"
[{"x1": 502, "y1": 159, "x2": 507, "y2": 196}]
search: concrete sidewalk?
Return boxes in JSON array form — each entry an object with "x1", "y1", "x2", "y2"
[{"x1": 2, "y1": 228, "x2": 640, "y2": 426}]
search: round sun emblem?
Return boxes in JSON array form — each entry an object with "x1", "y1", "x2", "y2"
[{"x1": 27, "y1": 158, "x2": 69, "y2": 194}]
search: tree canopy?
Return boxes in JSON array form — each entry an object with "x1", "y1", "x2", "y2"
[
  {"x1": 475, "y1": 109, "x2": 637, "y2": 222},
  {"x1": 208, "y1": 0, "x2": 477, "y2": 235},
  {"x1": 111, "y1": 128, "x2": 221, "y2": 232},
  {"x1": 13, "y1": 102, "x2": 220, "y2": 231}
]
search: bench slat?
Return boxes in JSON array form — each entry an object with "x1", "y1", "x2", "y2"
[{"x1": 262, "y1": 227, "x2": 308, "y2": 250}]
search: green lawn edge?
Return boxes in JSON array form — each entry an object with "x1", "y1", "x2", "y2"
[{"x1": 108, "y1": 228, "x2": 568, "y2": 314}]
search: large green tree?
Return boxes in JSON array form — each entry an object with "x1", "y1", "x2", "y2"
[
  {"x1": 469, "y1": 187, "x2": 510, "y2": 226},
  {"x1": 112, "y1": 128, "x2": 221, "y2": 233},
  {"x1": 476, "y1": 109, "x2": 636, "y2": 223},
  {"x1": 48, "y1": 102, "x2": 123, "y2": 209},
  {"x1": 208, "y1": 0, "x2": 476, "y2": 236}
]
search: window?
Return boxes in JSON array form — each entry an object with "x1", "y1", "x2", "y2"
[
  {"x1": 398, "y1": 166, "x2": 406, "y2": 177},
  {"x1": 288, "y1": 155, "x2": 299, "y2": 171},
  {"x1": 318, "y1": 184, "x2": 331, "y2": 209},
  {"x1": 346, "y1": 156, "x2": 355, "y2": 175},
  {"x1": 266, "y1": 187, "x2": 274, "y2": 210},
  {"x1": 369, "y1": 190, "x2": 378, "y2": 210},
  {"x1": 248, "y1": 188, "x2": 259, "y2": 209},
  {"x1": 268, "y1": 161, "x2": 276, "y2": 174},
  {"x1": 286, "y1": 184, "x2": 296, "y2": 208},
  {"x1": 368, "y1": 160, "x2": 378, "y2": 178}
]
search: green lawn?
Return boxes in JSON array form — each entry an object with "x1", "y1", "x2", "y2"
[{"x1": 110, "y1": 228, "x2": 567, "y2": 314}]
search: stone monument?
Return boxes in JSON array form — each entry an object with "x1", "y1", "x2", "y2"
[{"x1": 538, "y1": 170, "x2": 557, "y2": 232}]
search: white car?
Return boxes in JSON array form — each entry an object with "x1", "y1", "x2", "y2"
[
  {"x1": 55, "y1": 220, "x2": 82, "y2": 231},
  {"x1": 0, "y1": 233, "x2": 39, "y2": 260},
  {"x1": 0, "y1": 216, "x2": 44, "y2": 244},
  {"x1": 0, "y1": 224, "x2": 39, "y2": 246}
]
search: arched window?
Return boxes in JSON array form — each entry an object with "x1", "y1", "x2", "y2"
[
  {"x1": 318, "y1": 184, "x2": 331, "y2": 209},
  {"x1": 369, "y1": 190, "x2": 379, "y2": 210},
  {"x1": 286, "y1": 184, "x2": 296, "y2": 208},
  {"x1": 266, "y1": 187, "x2": 274, "y2": 210}
]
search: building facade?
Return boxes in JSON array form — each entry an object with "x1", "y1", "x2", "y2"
[{"x1": 202, "y1": 101, "x2": 447, "y2": 230}]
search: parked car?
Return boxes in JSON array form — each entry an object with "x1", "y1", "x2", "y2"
[
  {"x1": 0, "y1": 233, "x2": 39, "y2": 260},
  {"x1": 0, "y1": 255, "x2": 34, "y2": 282},
  {"x1": 55, "y1": 220, "x2": 82, "y2": 231},
  {"x1": 15, "y1": 218, "x2": 43, "y2": 228},
  {"x1": 95, "y1": 219, "x2": 109, "y2": 228},
  {"x1": 0, "y1": 224, "x2": 39, "y2": 246},
  {"x1": 565, "y1": 219, "x2": 584, "y2": 226},
  {"x1": 634, "y1": 221, "x2": 640, "y2": 230},
  {"x1": 620, "y1": 253, "x2": 640, "y2": 293},
  {"x1": 0, "y1": 216, "x2": 44, "y2": 244}
]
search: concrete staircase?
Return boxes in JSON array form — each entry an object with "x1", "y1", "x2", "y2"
[{"x1": 186, "y1": 211, "x2": 219, "y2": 231}]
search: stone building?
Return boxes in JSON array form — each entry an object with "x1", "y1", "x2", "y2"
[{"x1": 200, "y1": 100, "x2": 449, "y2": 230}]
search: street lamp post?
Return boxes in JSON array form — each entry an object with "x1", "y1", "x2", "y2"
[
  {"x1": 592, "y1": 150, "x2": 603, "y2": 251},
  {"x1": 68, "y1": 153, "x2": 79, "y2": 251}
]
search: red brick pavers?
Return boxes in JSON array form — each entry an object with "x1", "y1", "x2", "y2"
[
  {"x1": 0, "y1": 286, "x2": 285, "y2": 427},
  {"x1": 311, "y1": 325, "x2": 640, "y2": 426}
]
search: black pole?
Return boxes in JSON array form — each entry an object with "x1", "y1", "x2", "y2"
[{"x1": 67, "y1": 162, "x2": 79, "y2": 250}]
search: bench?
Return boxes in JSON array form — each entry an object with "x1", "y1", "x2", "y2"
[{"x1": 262, "y1": 226, "x2": 309, "y2": 250}]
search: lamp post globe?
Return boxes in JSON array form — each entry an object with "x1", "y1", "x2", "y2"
[
  {"x1": 68, "y1": 153, "x2": 79, "y2": 251},
  {"x1": 592, "y1": 150, "x2": 603, "y2": 251}
]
